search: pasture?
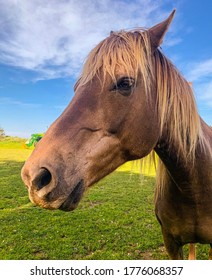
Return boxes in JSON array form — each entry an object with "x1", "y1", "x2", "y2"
[{"x1": 0, "y1": 137, "x2": 209, "y2": 259}]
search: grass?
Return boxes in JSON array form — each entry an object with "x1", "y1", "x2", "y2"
[{"x1": 0, "y1": 137, "x2": 210, "y2": 259}]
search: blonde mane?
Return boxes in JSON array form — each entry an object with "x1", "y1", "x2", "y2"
[{"x1": 78, "y1": 29, "x2": 207, "y2": 194}]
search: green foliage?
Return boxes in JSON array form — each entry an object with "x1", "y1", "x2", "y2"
[{"x1": 0, "y1": 138, "x2": 210, "y2": 259}]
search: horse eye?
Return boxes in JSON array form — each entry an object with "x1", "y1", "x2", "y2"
[{"x1": 111, "y1": 77, "x2": 135, "y2": 96}]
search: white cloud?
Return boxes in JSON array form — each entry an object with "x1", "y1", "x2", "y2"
[
  {"x1": 195, "y1": 81, "x2": 212, "y2": 108},
  {"x1": 186, "y1": 59, "x2": 212, "y2": 82},
  {"x1": 185, "y1": 59, "x2": 212, "y2": 112},
  {"x1": 0, "y1": 0, "x2": 174, "y2": 80},
  {"x1": 0, "y1": 97, "x2": 41, "y2": 108}
]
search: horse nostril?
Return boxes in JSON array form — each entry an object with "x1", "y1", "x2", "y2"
[{"x1": 32, "y1": 168, "x2": 52, "y2": 190}]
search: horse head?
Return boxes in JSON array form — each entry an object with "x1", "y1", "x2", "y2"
[{"x1": 21, "y1": 11, "x2": 175, "y2": 211}]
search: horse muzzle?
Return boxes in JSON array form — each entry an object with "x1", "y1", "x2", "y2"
[
  {"x1": 59, "y1": 180, "x2": 84, "y2": 211},
  {"x1": 21, "y1": 164, "x2": 85, "y2": 211}
]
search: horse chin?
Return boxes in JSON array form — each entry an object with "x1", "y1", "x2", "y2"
[{"x1": 59, "y1": 179, "x2": 85, "y2": 211}]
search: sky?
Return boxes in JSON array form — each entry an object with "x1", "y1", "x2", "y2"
[{"x1": 0, "y1": 0, "x2": 211, "y2": 138}]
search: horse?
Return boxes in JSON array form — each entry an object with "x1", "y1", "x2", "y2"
[{"x1": 21, "y1": 10, "x2": 212, "y2": 260}]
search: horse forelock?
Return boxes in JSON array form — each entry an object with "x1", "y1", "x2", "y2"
[{"x1": 79, "y1": 29, "x2": 152, "y2": 91}]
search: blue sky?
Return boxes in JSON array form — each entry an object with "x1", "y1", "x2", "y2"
[{"x1": 0, "y1": 0, "x2": 211, "y2": 138}]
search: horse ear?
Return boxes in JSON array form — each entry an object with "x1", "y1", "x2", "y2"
[{"x1": 148, "y1": 9, "x2": 176, "y2": 48}]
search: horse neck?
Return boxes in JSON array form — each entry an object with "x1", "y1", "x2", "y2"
[
  {"x1": 154, "y1": 138, "x2": 192, "y2": 188},
  {"x1": 154, "y1": 117, "x2": 212, "y2": 191}
]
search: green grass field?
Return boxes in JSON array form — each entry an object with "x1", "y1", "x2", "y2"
[{"x1": 0, "y1": 137, "x2": 210, "y2": 259}]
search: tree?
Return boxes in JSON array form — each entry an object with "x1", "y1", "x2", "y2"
[{"x1": 0, "y1": 127, "x2": 5, "y2": 139}]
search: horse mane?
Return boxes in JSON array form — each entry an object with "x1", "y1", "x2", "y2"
[{"x1": 78, "y1": 29, "x2": 208, "y2": 194}]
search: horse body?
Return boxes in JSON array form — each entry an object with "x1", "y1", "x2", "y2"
[
  {"x1": 21, "y1": 10, "x2": 212, "y2": 259},
  {"x1": 155, "y1": 119, "x2": 212, "y2": 259}
]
